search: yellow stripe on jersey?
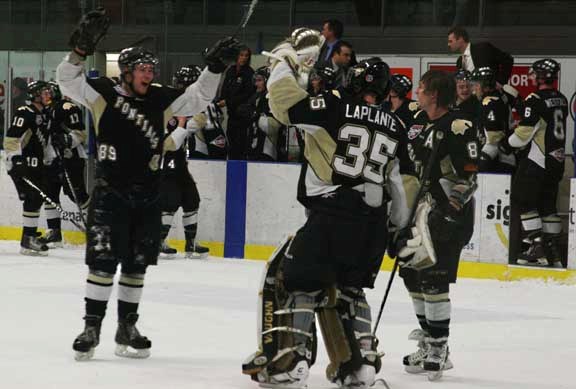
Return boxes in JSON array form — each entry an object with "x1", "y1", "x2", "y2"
[
  {"x1": 268, "y1": 75, "x2": 308, "y2": 126},
  {"x1": 304, "y1": 130, "x2": 337, "y2": 183},
  {"x1": 91, "y1": 95, "x2": 107, "y2": 137}
]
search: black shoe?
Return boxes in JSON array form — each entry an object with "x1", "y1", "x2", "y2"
[
  {"x1": 185, "y1": 240, "x2": 209, "y2": 259},
  {"x1": 73, "y1": 315, "x2": 102, "y2": 361},
  {"x1": 20, "y1": 235, "x2": 49, "y2": 256},
  {"x1": 115, "y1": 313, "x2": 151, "y2": 358},
  {"x1": 159, "y1": 241, "x2": 177, "y2": 258},
  {"x1": 38, "y1": 229, "x2": 63, "y2": 248}
]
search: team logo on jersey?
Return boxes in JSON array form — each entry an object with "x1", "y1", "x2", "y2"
[
  {"x1": 408, "y1": 125, "x2": 423, "y2": 140},
  {"x1": 210, "y1": 135, "x2": 226, "y2": 148},
  {"x1": 549, "y1": 148, "x2": 565, "y2": 163},
  {"x1": 168, "y1": 118, "x2": 177, "y2": 127}
]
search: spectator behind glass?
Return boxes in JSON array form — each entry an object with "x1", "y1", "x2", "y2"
[
  {"x1": 318, "y1": 19, "x2": 343, "y2": 66},
  {"x1": 12, "y1": 77, "x2": 28, "y2": 113},
  {"x1": 217, "y1": 46, "x2": 255, "y2": 160},
  {"x1": 328, "y1": 40, "x2": 353, "y2": 89}
]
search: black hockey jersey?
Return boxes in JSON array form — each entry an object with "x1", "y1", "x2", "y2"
[
  {"x1": 392, "y1": 99, "x2": 420, "y2": 130},
  {"x1": 57, "y1": 53, "x2": 220, "y2": 190},
  {"x1": 4, "y1": 103, "x2": 49, "y2": 172},
  {"x1": 510, "y1": 89, "x2": 568, "y2": 178},
  {"x1": 407, "y1": 109, "x2": 479, "y2": 206},
  {"x1": 48, "y1": 99, "x2": 87, "y2": 160}
]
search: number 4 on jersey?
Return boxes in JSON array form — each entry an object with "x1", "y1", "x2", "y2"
[{"x1": 332, "y1": 124, "x2": 398, "y2": 184}]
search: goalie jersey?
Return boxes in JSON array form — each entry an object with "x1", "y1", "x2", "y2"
[{"x1": 268, "y1": 61, "x2": 418, "y2": 226}]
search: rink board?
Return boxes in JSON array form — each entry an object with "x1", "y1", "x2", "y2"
[{"x1": 0, "y1": 157, "x2": 575, "y2": 282}]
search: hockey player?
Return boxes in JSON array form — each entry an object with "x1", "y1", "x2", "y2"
[
  {"x1": 396, "y1": 70, "x2": 478, "y2": 381},
  {"x1": 308, "y1": 65, "x2": 336, "y2": 96},
  {"x1": 39, "y1": 81, "x2": 90, "y2": 247},
  {"x1": 387, "y1": 74, "x2": 419, "y2": 128},
  {"x1": 501, "y1": 59, "x2": 568, "y2": 267},
  {"x1": 160, "y1": 65, "x2": 209, "y2": 259},
  {"x1": 242, "y1": 28, "x2": 418, "y2": 389},
  {"x1": 470, "y1": 67, "x2": 515, "y2": 173},
  {"x1": 453, "y1": 69, "x2": 479, "y2": 118},
  {"x1": 4, "y1": 81, "x2": 52, "y2": 255},
  {"x1": 56, "y1": 8, "x2": 239, "y2": 360},
  {"x1": 241, "y1": 66, "x2": 285, "y2": 161}
]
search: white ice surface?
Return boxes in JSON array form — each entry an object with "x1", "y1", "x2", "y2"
[{"x1": 1, "y1": 240, "x2": 574, "y2": 389}]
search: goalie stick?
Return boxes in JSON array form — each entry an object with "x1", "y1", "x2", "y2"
[
  {"x1": 21, "y1": 177, "x2": 86, "y2": 232},
  {"x1": 232, "y1": 0, "x2": 259, "y2": 38}
]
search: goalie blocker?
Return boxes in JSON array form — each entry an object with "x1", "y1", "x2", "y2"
[{"x1": 242, "y1": 237, "x2": 382, "y2": 388}]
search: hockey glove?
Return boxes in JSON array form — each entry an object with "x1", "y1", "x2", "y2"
[
  {"x1": 68, "y1": 7, "x2": 110, "y2": 56},
  {"x1": 498, "y1": 136, "x2": 514, "y2": 155},
  {"x1": 387, "y1": 224, "x2": 411, "y2": 259},
  {"x1": 203, "y1": 36, "x2": 242, "y2": 74},
  {"x1": 52, "y1": 132, "x2": 74, "y2": 150},
  {"x1": 9, "y1": 155, "x2": 28, "y2": 178}
]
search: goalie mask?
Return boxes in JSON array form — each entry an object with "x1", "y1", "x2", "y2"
[
  {"x1": 172, "y1": 64, "x2": 202, "y2": 90},
  {"x1": 347, "y1": 57, "x2": 391, "y2": 104}
]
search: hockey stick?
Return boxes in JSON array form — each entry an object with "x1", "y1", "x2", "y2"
[
  {"x1": 372, "y1": 129, "x2": 446, "y2": 336},
  {"x1": 232, "y1": 0, "x2": 259, "y2": 38},
  {"x1": 21, "y1": 177, "x2": 86, "y2": 232},
  {"x1": 54, "y1": 147, "x2": 89, "y2": 229}
]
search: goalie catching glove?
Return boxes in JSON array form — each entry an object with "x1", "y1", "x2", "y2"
[
  {"x1": 203, "y1": 36, "x2": 243, "y2": 73},
  {"x1": 68, "y1": 7, "x2": 110, "y2": 56}
]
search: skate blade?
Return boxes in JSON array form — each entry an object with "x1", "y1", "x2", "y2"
[
  {"x1": 427, "y1": 370, "x2": 443, "y2": 381},
  {"x1": 159, "y1": 253, "x2": 177, "y2": 260},
  {"x1": 258, "y1": 383, "x2": 307, "y2": 389},
  {"x1": 114, "y1": 344, "x2": 151, "y2": 359},
  {"x1": 74, "y1": 348, "x2": 95, "y2": 361},
  {"x1": 516, "y1": 259, "x2": 549, "y2": 267},
  {"x1": 372, "y1": 378, "x2": 392, "y2": 389},
  {"x1": 47, "y1": 242, "x2": 64, "y2": 249},
  {"x1": 186, "y1": 252, "x2": 209, "y2": 260},
  {"x1": 404, "y1": 365, "x2": 425, "y2": 374},
  {"x1": 20, "y1": 248, "x2": 48, "y2": 257}
]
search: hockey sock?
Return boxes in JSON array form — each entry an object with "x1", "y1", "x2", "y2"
[
  {"x1": 45, "y1": 203, "x2": 61, "y2": 230},
  {"x1": 161, "y1": 212, "x2": 175, "y2": 240},
  {"x1": 423, "y1": 286, "x2": 451, "y2": 340},
  {"x1": 117, "y1": 273, "x2": 145, "y2": 320},
  {"x1": 183, "y1": 210, "x2": 198, "y2": 238},
  {"x1": 85, "y1": 270, "x2": 114, "y2": 318},
  {"x1": 22, "y1": 209, "x2": 40, "y2": 236},
  {"x1": 542, "y1": 214, "x2": 562, "y2": 234},
  {"x1": 409, "y1": 292, "x2": 429, "y2": 332}
]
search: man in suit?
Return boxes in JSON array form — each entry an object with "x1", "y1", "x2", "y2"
[
  {"x1": 447, "y1": 26, "x2": 513, "y2": 87},
  {"x1": 318, "y1": 19, "x2": 344, "y2": 67},
  {"x1": 324, "y1": 40, "x2": 353, "y2": 89}
]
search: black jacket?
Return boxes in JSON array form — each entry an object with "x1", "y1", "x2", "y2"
[
  {"x1": 218, "y1": 64, "x2": 255, "y2": 117},
  {"x1": 456, "y1": 42, "x2": 514, "y2": 85}
]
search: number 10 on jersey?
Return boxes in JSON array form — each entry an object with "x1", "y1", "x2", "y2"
[{"x1": 333, "y1": 124, "x2": 398, "y2": 184}]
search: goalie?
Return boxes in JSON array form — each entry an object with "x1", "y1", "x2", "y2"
[{"x1": 242, "y1": 28, "x2": 419, "y2": 388}]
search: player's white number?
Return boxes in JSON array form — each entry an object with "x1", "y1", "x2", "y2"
[
  {"x1": 333, "y1": 125, "x2": 398, "y2": 184},
  {"x1": 69, "y1": 113, "x2": 80, "y2": 125},
  {"x1": 553, "y1": 109, "x2": 565, "y2": 140},
  {"x1": 98, "y1": 144, "x2": 117, "y2": 161},
  {"x1": 12, "y1": 116, "x2": 24, "y2": 127},
  {"x1": 524, "y1": 107, "x2": 531, "y2": 118},
  {"x1": 168, "y1": 160, "x2": 175, "y2": 169},
  {"x1": 487, "y1": 110, "x2": 495, "y2": 121},
  {"x1": 26, "y1": 157, "x2": 38, "y2": 167},
  {"x1": 467, "y1": 142, "x2": 478, "y2": 159}
]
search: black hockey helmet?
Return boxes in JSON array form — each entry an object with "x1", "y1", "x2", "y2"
[
  {"x1": 530, "y1": 58, "x2": 560, "y2": 82},
  {"x1": 389, "y1": 74, "x2": 413, "y2": 98},
  {"x1": 310, "y1": 66, "x2": 336, "y2": 88},
  {"x1": 253, "y1": 65, "x2": 270, "y2": 83},
  {"x1": 454, "y1": 69, "x2": 472, "y2": 81},
  {"x1": 27, "y1": 80, "x2": 49, "y2": 101},
  {"x1": 172, "y1": 64, "x2": 202, "y2": 89},
  {"x1": 48, "y1": 81, "x2": 62, "y2": 101},
  {"x1": 470, "y1": 66, "x2": 496, "y2": 88},
  {"x1": 347, "y1": 57, "x2": 390, "y2": 102},
  {"x1": 118, "y1": 47, "x2": 159, "y2": 76}
]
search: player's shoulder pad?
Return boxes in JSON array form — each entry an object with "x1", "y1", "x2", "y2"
[
  {"x1": 482, "y1": 95, "x2": 499, "y2": 106},
  {"x1": 526, "y1": 92, "x2": 541, "y2": 101},
  {"x1": 408, "y1": 101, "x2": 419, "y2": 112},
  {"x1": 331, "y1": 89, "x2": 341, "y2": 99},
  {"x1": 62, "y1": 102, "x2": 76, "y2": 111},
  {"x1": 451, "y1": 118, "x2": 473, "y2": 135},
  {"x1": 413, "y1": 109, "x2": 427, "y2": 119},
  {"x1": 151, "y1": 83, "x2": 164, "y2": 88},
  {"x1": 17, "y1": 106, "x2": 34, "y2": 113}
]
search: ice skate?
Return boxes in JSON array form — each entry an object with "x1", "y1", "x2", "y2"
[
  {"x1": 114, "y1": 313, "x2": 151, "y2": 358},
  {"x1": 185, "y1": 238, "x2": 209, "y2": 259},
  {"x1": 256, "y1": 358, "x2": 309, "y2": 389},
  {"x1": 403, "y1": 329, "x2": 429, "y2": 374},
  {"x1": 20, "y1": 234, "x2": 49, "y2": 256},
  {"x1": 159, "y1": 241, "x2": 177, "y2": 259},
  {"x1": 542, "y1": 234, "x2": 563, "y2": 268},
  {"x1": 423, "y1": 339, "x2": 453, "y2": 381},
  {"x1": 73, "y1": 315, "x2": 102, "y2": 361},
  {"x1": 38, "y1": 228, "x2": 63, "y2": 248},
  {"x1": 516, "y1": 238, "x2": 548, "y2": 267}
]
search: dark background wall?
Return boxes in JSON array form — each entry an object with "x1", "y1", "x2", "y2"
[{"x1": 0, "y1": 0, "x2": 575, "y2": 82}]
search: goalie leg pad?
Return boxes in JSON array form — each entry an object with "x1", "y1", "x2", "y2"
[
  {"x1": 318, "y1": 287, "x2": 381, "y2": 386},
  {"x1": 243, "y1": 237, "x2": 318, "y2": 387},
  {"x1": 398, "y1": 196, "x2": 438, "y2": 271}
]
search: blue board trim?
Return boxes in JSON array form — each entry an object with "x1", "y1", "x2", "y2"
[{"x1": 224, "y1": 160, "x2": 247, "y2": 258}]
